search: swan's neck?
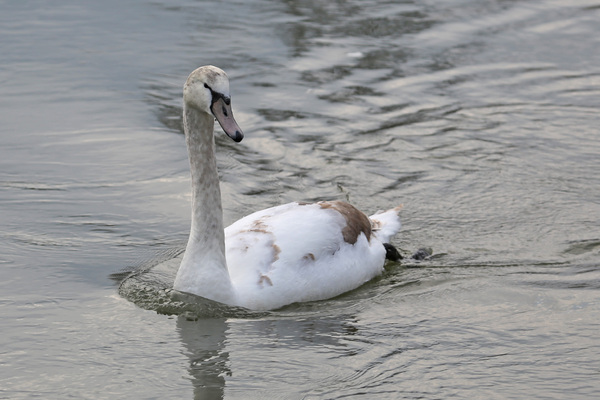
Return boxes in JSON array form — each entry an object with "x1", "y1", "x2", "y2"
[
  {"x1": 185, "y1": 107, "x2": 225, "y2": 249},
  {"x1": 173, "y1": 106, "x2": 236, "y2": 305}
]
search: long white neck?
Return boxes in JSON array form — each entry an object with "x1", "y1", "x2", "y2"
[{"x1": 173, "y1": 105, "x2": 237, "y2": 305}]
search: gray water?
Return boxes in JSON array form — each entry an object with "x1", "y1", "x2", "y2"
[{"x1": 1, "y1": 0, "x2": 599, "y2": 398}]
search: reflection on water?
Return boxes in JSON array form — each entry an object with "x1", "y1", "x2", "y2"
[
  {"x1": 1, "y1": 0, "x2": 600, "y2": 398},
  {"x1": 177, "y1": 309, "x2": 377, "y2": 399},
  {"x1": 178, "y1": 318, "x2": 229, "y2": 400}
]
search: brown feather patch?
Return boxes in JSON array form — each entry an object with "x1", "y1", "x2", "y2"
[
  {"x1": 303, "y1": 253, "x2": 316, "y2": 261},
  {"x1": 272, "y1": 244, "x2": 281, "y2": 262},
  {"x1": 318, "y1": 200, "x2": 372, "y2": 244}
]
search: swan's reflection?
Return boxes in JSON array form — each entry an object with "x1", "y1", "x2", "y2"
[
  {"x1": 177, "y1": 317, "x2": 230, "y2": 400},
  {"x1": 176, "y1": 306, "x2": 361, "y2": 399}
]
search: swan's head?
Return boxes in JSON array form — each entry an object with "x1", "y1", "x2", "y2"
[{"x1": 184, "y1": 65, "x2": 244, "y2": 142}]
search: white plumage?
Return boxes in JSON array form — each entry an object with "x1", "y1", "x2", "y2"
[{"x1": 173, "y1": 66, "x2": 402, "y2": 310}]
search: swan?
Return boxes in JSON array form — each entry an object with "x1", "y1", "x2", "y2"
[{"x1": 173, "y1": 65, "x2": 403, "y2": 310}]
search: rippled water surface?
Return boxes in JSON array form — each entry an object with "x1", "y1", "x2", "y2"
[{"x1": 2, "y1": 0, "x2": 600, "y2": 398}]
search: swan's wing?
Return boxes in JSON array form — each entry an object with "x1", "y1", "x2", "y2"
[
  {"x1": 224, "y1": 201, "x2": 396, "y2": 309},
  {"x1": 224, "y1": 202, "x2": 346, "y2": 277}
]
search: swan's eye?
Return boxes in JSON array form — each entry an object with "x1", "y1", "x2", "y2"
[{"x1": 204, "y1": 83, "x2": 210, "y2": 89}]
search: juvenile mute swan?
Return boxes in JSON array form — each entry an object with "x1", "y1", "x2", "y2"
[{"x1": 173, "y1": 65, "x2": 402, "y2": 310}]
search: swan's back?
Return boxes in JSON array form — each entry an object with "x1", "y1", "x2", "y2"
[{"x1": 224, "y1": 201, "x2": 400, "y2": 310}]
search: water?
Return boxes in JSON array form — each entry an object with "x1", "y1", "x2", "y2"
[{"x1": 1, "y1": 0, "x2": 599, "y2": 398}]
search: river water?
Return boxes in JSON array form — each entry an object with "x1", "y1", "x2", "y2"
[{"x1": 1, "y1": 0, "x2": 599, "y2": 398}]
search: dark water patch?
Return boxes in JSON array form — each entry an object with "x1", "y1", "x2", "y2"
[
  {"x1": 318, "y1": 85, "x2": 384, "y2": 104},
  {"x1": 256, "y1": 108, "x2": 310, "y2": 122},
  {"x1": 563, "y1": 239, "x2": 600, "y2": 257},
  {"x1": 300, "y1": 65, "x2": 354, "y2": 85},
  {"x1": 334, "y1": 12, "x2": 434, "y2": 39}
]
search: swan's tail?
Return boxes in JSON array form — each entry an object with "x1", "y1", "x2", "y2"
[{"x1": 369, "y1": 205, "x2": 402, "y2": 243}]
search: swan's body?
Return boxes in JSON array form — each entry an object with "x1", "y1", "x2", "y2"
[{"x1": 173, "y1": 66, "x2": 402, "y2": 310}]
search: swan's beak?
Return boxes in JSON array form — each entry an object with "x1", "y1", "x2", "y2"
[{"x1": 211, "y1": 97, "x2": 244, "y2": 142}]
